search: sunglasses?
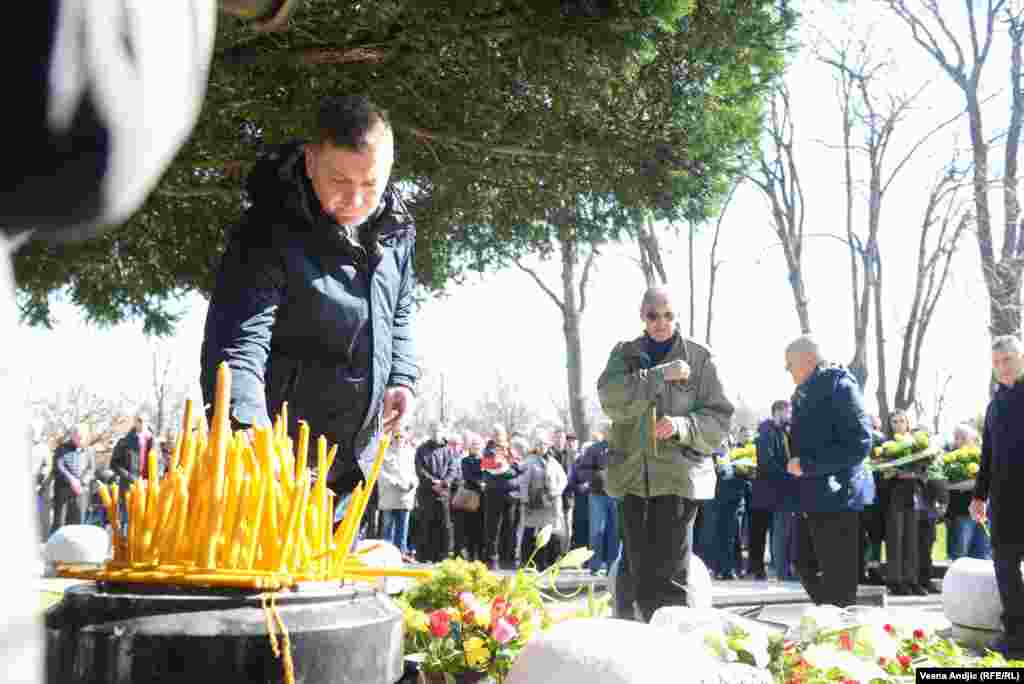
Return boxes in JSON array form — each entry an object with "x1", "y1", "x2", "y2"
[{"x1": 644, "y1": 310, "x2": 675, "y2": 322}]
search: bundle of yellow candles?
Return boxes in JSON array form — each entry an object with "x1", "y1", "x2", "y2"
[{"x1": 57, "y1": 362, "x2": 433, "y2": 591}]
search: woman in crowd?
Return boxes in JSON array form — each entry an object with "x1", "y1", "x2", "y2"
[
  {"x1": 378, "y1": 428, "x2": 418, "y2": 560},
  {"x1": 945, "y1": 424, "x2": 991, "y2": 561},
  {"x1": 457, "y1": 432, "x2": 486, "y2": 562},
  {"x1": 482, "y1": 436, "x2": 524, "y2": 570},
  {"x1": 519, "y1": 431, "x2": 568, "y2": 571},
  {"x1": 883, "y1": 410, "x2": 928, "y2": 596}
]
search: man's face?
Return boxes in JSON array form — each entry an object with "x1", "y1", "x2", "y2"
[
  {"x1": 953, "y1": 429, "x2": 967, "y2": 449},
  {"x1": 774, "y1": 405, "x2": 791, "y2": 425},
  {"x1": 70, "y1": 431, "x2": 82, "y2": 448},
  {"x1": 553, "y1": 431, "x2": 566, "y2": 449},
  {"x1": 134, "y1": 418, "x2": 146, "y2": 433},
  {"x1": 785, "y1": 351, "x2": 814, "y2": 386},
  {"x1": 993, "y1": 349, "x2": 1024, "y2": 386},
  {"x1": 304, "y1": 125, "x2": 394, "y2": 227},
  {"x1": 641, "y1": 296, "x2": 675, "y2": 343}
]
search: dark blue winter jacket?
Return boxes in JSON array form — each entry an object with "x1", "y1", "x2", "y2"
[
  {"x1": 200, "y1": 143, "x2": 418, "y2": 494},
  {"x1": 790, "y1": 365, "x2": 874, "y2": 512},
  {"x1": 751, "y1": 418, "x2": 798, "y2": 511}
]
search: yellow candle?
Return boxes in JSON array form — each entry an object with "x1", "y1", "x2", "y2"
[
  {"x1": 296, "y1": 421, "x2": 310, "y2": 483},
  {"x1": 279, "y1": 473, "x2": 310, "y2": 573},
  {"x1": 201, "y1": 362, "x2": 232, "y2": 569}
]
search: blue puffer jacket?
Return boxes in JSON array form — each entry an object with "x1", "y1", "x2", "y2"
[
  {"x1": 790, "y1": 365, "x2": 874, "y2": 512},
  {"x1": 200, "y1": 143, "x2": 418, "y2": 495}
]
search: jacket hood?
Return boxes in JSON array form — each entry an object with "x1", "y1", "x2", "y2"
[
  {"x1": 243, "y1": 141, "x2": 415, "y2": 242},
  {"x1": 799, "y1": 363, "x2": 855, "y2": 397}
]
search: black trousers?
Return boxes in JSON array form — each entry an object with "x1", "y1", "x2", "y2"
[
  {"x1": 794, "y1": 511, "x2": 861, "y2": 607},
  {"x1": 484, "y1": 491, "x2": 518, "y2": 565},
  {"x1": 918, "y1": 517, "x2": 936, "y2": 586},
  {"x1": 749, "y1": 508, "x2": 773, "y2": 575},
  {"x1": 50, "y1": 486, "x2": 87, "y2": 535},
  {"x1": 621, "y1": 494, "x2": 700, "y2": 622},
  {"x1": 885, "y1": 506, "x2": 919, "y2": 585},
  {"x1": 460, "y1": 508, "x2": 486, "y2": 561},
  {"x1": 994, "y1": 543, "x2": 1024, "y2": 644},
  {"x1": 415, "y1": 491, "x2": 452, "y2": 563}
]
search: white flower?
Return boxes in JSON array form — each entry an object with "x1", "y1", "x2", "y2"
[
  {"x1": 535, "y1": 525, "x2": 553, "y2": 551},
  {"x1": 558, "y1": 547, "x2": 594, "y2": 569},
  {"x1": 853, "y1": 623, "x2": 900, "y2": 661},
  {"x1": 803, "y1": 644, "x2": 888, "y2": 682},
  {"x1": 799, "y1": 605, "x2": 845, "y2": 641}
]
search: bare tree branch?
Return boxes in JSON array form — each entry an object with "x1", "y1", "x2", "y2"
[{"x1": 514, "y1": 258, "x2": 565, "y2": 313}]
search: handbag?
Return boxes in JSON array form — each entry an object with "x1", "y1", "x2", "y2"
[{"x1": 451, "y1": 487, "x2": 481, "y2": 512}]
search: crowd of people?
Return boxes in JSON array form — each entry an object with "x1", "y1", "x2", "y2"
[
  {"x1": 33, "y1": 416, "x2": 176, "y2": 541},
  {"x1": 366, "y1": 424, "x2": 621, "y2": 576}
]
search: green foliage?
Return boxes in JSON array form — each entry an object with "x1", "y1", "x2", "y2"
[{"x1": 14, "y1": 0, "x2": 796, "y2": 329}]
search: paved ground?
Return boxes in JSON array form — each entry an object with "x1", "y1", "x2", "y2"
[{"x1": 37, "y1": 566, "x2": 953, "y2": 634}]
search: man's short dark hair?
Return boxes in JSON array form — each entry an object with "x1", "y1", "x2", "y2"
[
  {"x1": 770, "y1": 400, "x2": 790, "y2": 415},
  {"x1": 315, "y1": 95, "x2": 390, "y2": 150}
]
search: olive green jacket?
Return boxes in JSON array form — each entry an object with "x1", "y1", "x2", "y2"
[{"x1": 597, "y1": 332, "x2": 734, "y2": 500}]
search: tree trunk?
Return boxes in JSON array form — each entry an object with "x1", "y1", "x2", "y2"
[
  {"x1": 560, "y1": 239, "x2": 589, "y2": 442},
  {"x1": 779, "y1": 241, "x2": 811, "y2": 334},
  {"x1": 688, "y1": 222, "x2": 696, "y2": 338},
  {"x1": 872, "y1": 242, "x2": 890, "y2": 426},
  {"x1": 840, "y1": 71, "x2": 868, "y2": 388},
  {"x1": 635, "y1": 212, "x2": 668, "y2": 287}
]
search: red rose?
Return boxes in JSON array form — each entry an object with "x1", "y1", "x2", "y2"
[
  {"x1": 491, "y1": 597, "x2": 510, "y2": 621},
  {"x1": 883, "y1": 623, "x2": 893, "y2": 633},
  {"x1": 506, "y1": 614, "x2": 520, "y2": 626},
  {"x1": 911, "y1": 643, "x2": 922, "y2": 654},
  {"x1": 877, "y1": 657, "x2": 888, "y2": 666},
  {"x1": 429, "y1": 609, "x2": 451, "y2": 638},
  {"x1": 841, "y1": 679, "x2": 860, "y2": 684},
  {"x1": 913, "y1": 628, "x2": 926, "y2": 640},
  {"x1": 839, "y1": 632, "x2": 853, "y2": 651},
  {"x1": 898, "y1": 655, "x2": 911, "y2": 669}
]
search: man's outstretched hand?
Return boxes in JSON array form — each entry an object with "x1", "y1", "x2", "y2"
[{"x1": 382, "y1": 386, "x2": 415, "y2": 434}]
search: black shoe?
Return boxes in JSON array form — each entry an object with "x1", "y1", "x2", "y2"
[
  {"x1": 887, "y1": 583, "x2": 908, "y2": 596},
  {"x1": 718, "y1": 571, "x2": 738, "y2": 581},
  {"x1": 753, "y1": 571, "x2": 767, "y2": 581},
  {"x1": 926, "y1": 583, "x2": 942, "y2": 594},
  {"x1": 909, "y1": 584, "x2": 929, "y2": 596}
]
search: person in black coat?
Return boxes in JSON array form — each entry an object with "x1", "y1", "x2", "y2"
[
  {"x1": 200, "y1": 96, "x2": 419, "y2": 501},
  {"x1": 414, "y1": 427, "x2": 459, "y2": 562},
  {"x1": 751, "y1": 400, "x2": 797, "y2": 581},
  {"x1": 974, "y1": 335, "x2": 1024, "y2": 659}
]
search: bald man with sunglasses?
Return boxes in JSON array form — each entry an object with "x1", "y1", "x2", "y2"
[{"x1": 598, "y1": 287, "x2": 734, "y2": 621}]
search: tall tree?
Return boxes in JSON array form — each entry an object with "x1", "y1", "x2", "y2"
[
  {"x1": 515, "y1": 205, "x2": 600, "y2": 442},
  {"x1": 705, "y1": 182, "x2": 739, "y2": 346},
  {"x1": 886, "y1": 0, "x2": 1024, "y2": 338},
  {"x1": 823, "y1": 32, "x2": 978, "y2": 421},
  {"x1": 745, "y1": 83, "x2": 812, "y2": 334},
  {"x1": 893, "y1": 161, "x2": 973, "y2": 414},
  {"x1": 14, "y1": 0, "x2": 794, "y2": 332}
]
